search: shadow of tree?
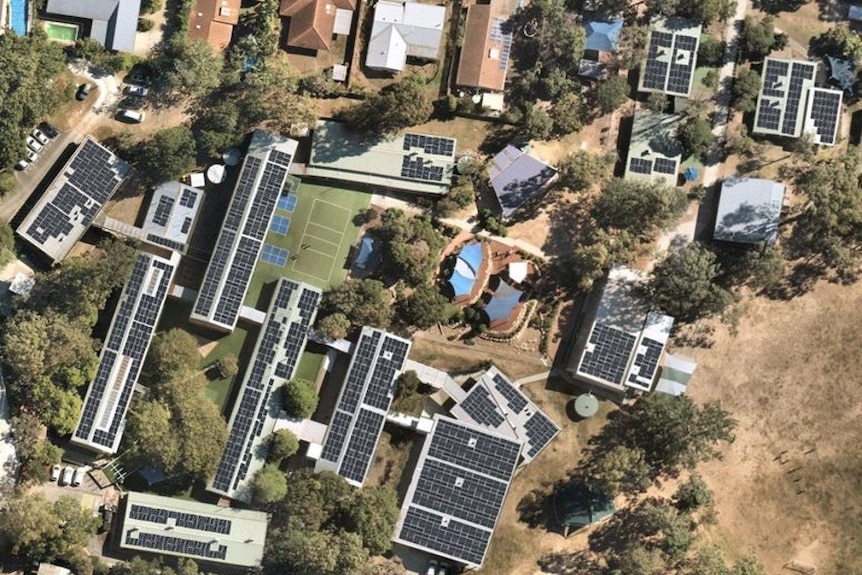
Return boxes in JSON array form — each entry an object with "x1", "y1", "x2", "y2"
[{"x1": 537, "y1": 551, "x2": 604, "y2": 575}]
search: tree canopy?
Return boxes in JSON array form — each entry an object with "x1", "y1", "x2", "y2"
[
  {"x1": 320, "y1": 279, "x2": 395, "y2": 331},
  {"x1": 398, "y1": 284, "x2": 458, "y2": 329},
  {"x1": 145, "y1": 328, "x2": 201, "y2": 383},
  {"x1": 316, "y1": 312, "x2": 351, "y2": 340},
  {"x1": 557, "y1": 150, "x2": 614, "y2": 193},
  {"x1": 339, "y1": 76, "x2": 431, "y2": 135},
  {"x1": 676, "y1": 115, "x2": 715, "y2": 160},
  {"x1": 591, "y1": 179, "x2": 688, "y2": 239},
  {"x1": 552, "y1": 92, "x2": 585, "y2": 135},
  {"x1": 0, "y1": 220, "x2": 14, "y2": 266},
  {"x1": 253, "y1": 464, "x2": 289, "y2": 505},
  {"x1": 282, "y1": 378, "x2": 318, "y2": 419},
  {"x1": 648, "y1": 242, "x2": 734, "y2": 321},
  {"x1": 0, "y1": 494, "x2": 99, "y2": 563},
  {"x1": 155, "y1": 37, "x2": 224, "y2": 97},
  {"x1": 810, "y1": 24, "x2": 862, "y2": 62},
  {"x1": 738, "y1": 15, "x2": 784, "y2": 62},
  {"x1": 269, "y1": 429, "x2": 300, "y2": 462},
  {"x1": 137, "y1": 126, "x2": 197, "y2": 186},
  {"x1": 731, "y1": 66, "x2": 761, "y2": 114},
  {"x1": 595, "y1": 75, "x2": 630, "y2": 114},
  {"x1": 647, "y1": 0, "x2": 735, "y2": 24},
  {"x1": 377, "y1": 209, "x2": 447, "y2": 286}
]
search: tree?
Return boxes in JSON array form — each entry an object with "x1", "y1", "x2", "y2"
[
  {"x1": 810, "y1": 24, "x2": 862, "y2": 62},
  {"x1": 395, "y1": 370, "x2": 422, "y2": 398},
  {"x1": 646, "y1": 92, "x2": 668, "y2": 113},
  {"x1": 676, "y1": 115, "x2": 715, "y2": 160},
  {"x1": 595, "y1": 75, "x2": 630, "y2": 114},
  {"x1": 138, "y1": 126, "x2": 197, "y2": 186},
  {"x1": 558, "y1": 150, "x2": 614, "y2": 192},
  {"x1": 615, "y1": 24, "x2": 649, "y2": 69},
  {"x1": 272, "y1": 469, "x2": 353, "y2": 531},
  {"x1": 0, "y1": 494, "x2": 99, "y2": 562},
  {"x1": 157, "y1": 37, "x2": 224, "y2": 96},
  {"x1": 269, "y1": 429, "x2": 300, "y2": 462},
  {"x1": 215, "y1": 355, "x2": 239, "y2": 378},
  {"x1": 731, "y1": 67, "x2": 761, "y2": 114},
  {"x1": 354, "y1": 559, "x2": 408, "y2": 575},
  {"x1": 738, "y1": 15, "x2": 779, "y2": 62},
  {"x1": 322, "y1": 279, "x2": 394, "y2": 330},
  {"x1": 253, "y1": 464, "x2": 288, "y2": 505},
  {"x1": 592, "y1": 179, "x2": 688, "y2": 239},
  {"x1": 265, "y1": 526, "x2": 368, "y2": 575},
  {"x1": 672, "y1": 473, "x2": 714, "y2": 514},
  {"x1": 588, "y1": 445, "x2": 653, "y2": 496},
  {"x1": 377, "y1": 210, "x2": 447, "y2": 286},
  {"x1": 282, "y1": 378, "x2": 318, "y2": 419},
  {"x1": 107, "y1": 556, "x2": 203, "y2": 575},
  {"x1": 649, "y1": 243, "x2": 734, "y2": 321},
  {"x1": 0, "y1": 171, "x2": 16, "y2": 198},
  {"x1": 339, "y1": 76, "x2": 431, "y2": 134},
  {"x1": 399, "y1": 284, "x2": 457, "y2": 329},
  {"x1": 70, "y1": 38, "x2": 126, "y2": 73},
  {"x1": 524, "y1": 105, "x2": 553, "y2": 140},
  {"x1": 697, "y1": 35, "x2": 725, "y2": 67},
  {"x1": 552, "y1": 92, "x2": 585, "y2": 135},
  {"x1": 145, "y1": 328, "x2": 200, "y2": 383},
  {"x1": 340, "y1": 486, "x2": 400, "y2": 555},
  {"x1": 9, "y1": 413, "x2": 61, "y2": 483},
  {"x1": 316, "y1": 312, "x2": 352, "y2": 340},
  {"x1": 649, "y1": 0, "x2": 735, "y2": 24}
]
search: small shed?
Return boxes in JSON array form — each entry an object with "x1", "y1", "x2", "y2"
[
  {"x1": 554, "y1": 480, "x2": 614, "y2": 537},
  {"x1": 583, "y1": 18, "x2": 623, "y2": 53}
]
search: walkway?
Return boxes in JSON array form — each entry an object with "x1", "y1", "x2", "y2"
[{"x1": 440, "y1": 217, "x2": 549, "y2": 260}]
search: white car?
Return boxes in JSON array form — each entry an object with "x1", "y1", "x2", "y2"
[
  {"x1": 26, "y1": 136, "x2": 42, "y2": 153},
  {"x1": 50, "y1": 464, "x2": 62, "y2": 481},
  {"x1": 125, "y1": 85, "x2": 149, "y2": 97},
  {"x1": 72, "y1": 467, "x2": 85, "y2": 487},
  {"x1": 425, "y1": 560, "x2": 438, "y2": 575},
  {"x1": 61, "y1": 466, "x2": 73, "y2": 486},
  {"x1": 32, "y1": 129, "x2": 49, "y2": 145},
  {"x1": 15, "y1": 159, "x2": 29, "y2": 170}
]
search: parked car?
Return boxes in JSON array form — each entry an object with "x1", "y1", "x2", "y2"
[
  {"x1": 50, "y1": 464, "x2": 62, "y2": 481},
  {"x1": 437, "y1": 564, "x2": 449, "y2": 575},
  {"x1": 127, "y1": 72, "x2": 149, "y2": 85},
  {"x1": 119, "y1": 96, "x2": 145, "y2": 110},
  {"x1": 72, "y1": 467, "x2": 85, "y2": 486},
  {"x1": 26, "y1": 136, "x2": 42, "y2": 153},
  {"x1": 76, "y1": 83, "x2": 93, "y2": 101},
  {"x1": 125, "y1": 84, "x2": 149, "y2": 97},
  {"x1": 32, "y1": 129, "x2": 49, "y2": 145},
  {"x1": 116, "y1": 109, "x2": 144, "y2": 123},
  {"x1": 15, "y1": 159, "x2": 29, "y2": 170},
  {"x1": 100, "y1": 503, "x2": 115, "y2": 533},
  {"x1": 425, "y1": 560, "x2": 438, "y2": 575},
  {"x1": 39, "y1": 122, "x2": 59, "y2": 139},
  {"x1": 61, "y1": 466, "x2": 73, "y2": 486},
  {"x1": 25, "y1": 150, "x2": 38, "y2": 163}
]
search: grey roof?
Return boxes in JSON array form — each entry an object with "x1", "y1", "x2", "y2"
[
  {"x1": 365, "y1": 0, "x2": 445, "y2": 72},
  {"x1": 488, "y1": 145, "x2": 557, "y2": 217},
  {"x1": 623, "y1": 111, "x2": 683, "y2": 184},
  {"x1": 46, "y1": 0, "x2": 140, "y2": 52},
  {"x1": 713, "y1": 177, "x2": 785, "y2": 245}
]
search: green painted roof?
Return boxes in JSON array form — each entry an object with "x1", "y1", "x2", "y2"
[{"x1": 554, "y1": 481, "x2": 614, "y2": 529}]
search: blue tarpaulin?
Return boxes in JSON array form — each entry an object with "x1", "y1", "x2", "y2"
[
  {"x1": 684, "y1": 167, "x2": 699, "y2": 182},
  {"x1": 484, "y1": 279, "x2": 523, "y2": 323}
]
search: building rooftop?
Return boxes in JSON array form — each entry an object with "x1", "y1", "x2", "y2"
[
  {"x1": 455, "y1": 1, "x2": 513, "y2": 92},
  {"x1": 638, "y1": 16, "x2": 701, "y2": 98},
  {"x1": 73, "y1": 251, "x2": 179, "y2": 454},
  {"x1": 120, "y1": 491, "x2": 268, "y2": 567},
  {"x1": 568, "y1": 266, "x2": 674, "y2": 395},
  {"x1": 713, "y1": 177, "x2": 785, "y2": 245},
  {"x1": 623, "y1": 111, "x2": 683, "y2": 184},
  {"x1": 142, "y1": 182, "x2": 203, "y2": 254},
  {"x1": 304, "y1": 121, "x2": 456, "y2": 195},
  {"x1": 366, "y1": 0, "x2": 446, "y2": 72},
  {"x1": 191, "y1": 130, "x2": 299, "y2": 332},
  {"x1": 188, "y1": 0, "x2": 240, "y2": 50},
  {"x1": 584, "y1": 18, "x2": 623, "y2": 53},
  {"x1": 489, "y1": 145, "x2": 558, "y2": 217},
  {"x1": 17, "y1": 137, "x2": 130, "y2": 263},
  {"x1": 45, "y1": 0, "x2": 141, "y2": 52},
  {"x1": 208, "y1": 278, "x2": 320, "y2": 502},
  {"x1": 279, "y1": 0, "x2": 356, "y2": 51}
]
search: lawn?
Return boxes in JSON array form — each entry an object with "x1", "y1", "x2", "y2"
[
  {"x1": 294, "y1": 346, "x2": 326, "y2": 382},
  {"x1": 244, "y1": 179, "x2": 371, "y2": 307}
]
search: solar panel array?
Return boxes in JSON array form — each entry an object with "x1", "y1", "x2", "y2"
[
  {"x1": 129, "y1": 504, "x2": 232, "y2": 534},
  {"x1": 209, "y1": 279, "x2": 320, "y2": 500},
  {"x1": 628, "y1": 337, "x2": 664, "y2": 386},
  {"x1": 755, "y1": 59, "x2": 816, "y2": 137},
  {"x1": 318, "y1": 328, "x2": 410, "y2": 486},
  {"x1": 579, "y1": 323, "x2": 637, "y2": 386},
  {"x1": 629, "y1": 157, "x2": 653, "y2": 174},
  {"x1": 807, "y1": 89, "x2": 842, "y2": 145},
  {"x1": 395, "y1": 417, "x2": 521, "y2": 567},
  {"x1": 152, "y1": 196, "x2": 174, "y2": 227},
  {"x1": 489, "y1": 17, "x2": 513, "y2": 71},
  {"x1": 124, "y1": 531, "x2": 227, "y2": 561},
  {"x1": 522, "y1": 412, "x2": 558, "y2": 458},
  {"x1": 403, "y1": 134, "x2": 456, "y2": 156},
  {"x1": 73, "y1": 252, "x2": 177, "y2": 453},
  {"x1": 491, "y1": 373, "x2": 528, "y2": 413},
  {"x1": 19, "y1": 138, "x2": 128, "y2": 261},
  {"x1": 640, "y1": 26, "x2": 699, "y2": 96},
  {"x1": 400, "y1": 156, "x2": 445, "y2": 182},
  {"x1": 460, "y1": 386, "x2": 506, "y2": 427},
  {"x1": 192, "y1": 137, "x2": 296, "y2": 331}
]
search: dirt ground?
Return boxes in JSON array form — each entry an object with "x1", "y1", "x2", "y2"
[{"x1": 678, "y1": 280, "x2": 862, "y2": 574}]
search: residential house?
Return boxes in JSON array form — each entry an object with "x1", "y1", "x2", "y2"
[
  {"x1": 365, "y1": 0, "x2": 446, "y2": 72},
  {"x1": 280, "y1": 0, "x2": 355, "y2": 52}
]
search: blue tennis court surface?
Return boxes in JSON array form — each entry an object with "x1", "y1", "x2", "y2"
[
  {"x1": 277, "y1": 194, "x2": 298, "y2": 213},
  {"x1": 270, "y1": 215, "x2": 290, "y2": 235},
  {"x1": 261, "y1": 244, "x2": 289, "y2": 266}
]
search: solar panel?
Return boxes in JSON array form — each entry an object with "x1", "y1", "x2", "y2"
[
  {"x1": 523, "y1": 412, "x2": 559, "y2": 458},
  {"x1": 641, "y1": 27, "x2": 698, "y2": 96},
  {"x1": 338, "y1": 408, "x2": 386, "y2": 484},
  {"x1": 490, "y1": 373, "x2": 527, "y2": 413},
  {"x1": 629, "y1": 157, "x2": 653, "y2": 174},
  {"x1": 129, "y1": 504, "x2": 232, "y2": 534},
  {"x1": 628, "y1": 337, "x2": 664, "y2": 384},
  {"x1": 489, "y1": 17, "x2": 513, "y2": 71},
  {"x1": 427, "y1": 418, "x2": 521, "y2": 481},
  {"x1": 412, "y1": 459, "x2": 508, "y2": 528},
  {"x1": 460, "y1": 386, "x2": 506, "y2": 427},
  {"x1": 807, "y1": 89, "x2": 842, "y2": 145},
  {"x1": 398, "y1": 508, "x2": 490, "y2": 567},
  {"x1": 403, "y1": 134, "x2": 456, "y2": 157},
  {"x1": 579, "y1": 323, "x2": 637, "y2": 385},
  {"x1": 653, "y1": 157, "x2": 677, "y2": 175},
  {"x1": 152, "y1": 196, "x2": 174, "y2": 227},
  {"x1": 125, "y1": 530, "x2": 227, "y2": 561}
]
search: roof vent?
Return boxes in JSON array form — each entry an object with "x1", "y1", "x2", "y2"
[
  {"x1": 489, "y1": 48, "x2": 500, "y2": 59},
  {"x1": 455, "y1": 477, "x2": 464, "y2": 487},
  {"x1": 440, "y1": 516, "x2": 450, "y2": 527},
  {"x1": 467, "y1": 437, "x2": 477, "y2": 448}
]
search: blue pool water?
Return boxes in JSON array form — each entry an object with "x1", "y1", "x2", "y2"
[{"x1": 10, "y1": 0, "x2": 27, "y2": 35}]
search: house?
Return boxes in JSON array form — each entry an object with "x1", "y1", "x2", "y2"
[
  {"x1": 365, "y1": 0, "x2": 446, "y2": 73},
  {"x1": 188, "y1": 0, "x2": 240, "y2": 50},
  {"x1": 638, "y1": 17, "x2": 701, "y2": 98},
  {"x1": 489, "y1": 145, "x2": 558, "y2": 218},
  {"x1": 623, "y1": 111, "x2": 683, "y2": 184},
  {"x1": 753, "y1": 57, "x2": 843, "y2": 146},
  {"x1": 279, "y1": 0, "x2": 355, "y2": 52},
  {"x1": 456, "y1": 0, "x2": 513, "y2": 92},
  {"x1": 567, "y1": 265, "x2": 674, "y2": 397},
  {"x1": 713, "y1": 177, "x2": 785, "y2": 245},
  {"x1": 44, "y1": 0, "x2": 141, "y2": 52}
]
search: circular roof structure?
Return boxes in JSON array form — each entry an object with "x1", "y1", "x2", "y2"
[
  {"x1": 207, "y1": 164, "x2": 226, "y2": 184},
  {"x1": 574, "y1": 393, "x2": 599, "y2": 418},
  {"x1": 223, "y1": 148, "x2": 242, "y2": 167}
]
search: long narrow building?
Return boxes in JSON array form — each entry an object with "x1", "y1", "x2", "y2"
[
  {"x1": 191, "y1": 130, "x2": 299, "y2": 332},
  {"x1": 72, "y1": 250, "x2": 180, "y2": 454}
]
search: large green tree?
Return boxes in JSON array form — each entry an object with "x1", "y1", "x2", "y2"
[
  {"x1": 0, "y1": 220, "x2": 14, "y2": 266},
  {"x1": 731, "y1": 66, "x2": 761, "y2": 114},
  {"x1": 265, "y1": 525, "x2": 368, "y2": 575},
  {"x1": 0, "y1": 494, "x2": 99, "y2": 563},
  {"x1": 648, "y1": 243, "x2": 734, "y2": 321},
  {"x1": 378, "y1": 209, "x2": 447, "y2": 287},
  {"x1": 269, "y1": 429, "x2": 300, "y2": 462},
  {"x1": 738, "y1": 15, "x2": 781, "y2": 62},
  {"x1": 282, "y1": 378, "x2": 318, "y2": 419},
  {"x1": 144, "y1": 328, "x2": 200, "y2": 383},
  {"x1": 339, "y1": 486, "x2": 400, "y2": 555},
  {"x1": 810, "y1": 24, "x2": 862, "y2": 62},
  {"x1": 676, "y1": 115, "x2": 715, "y2": 160},
  {"x1": 592, "y1": 179, "x2": 688, "y2": 239},
  {"x1": 157, "y1": 37, "x2": 224, "y2": 96},
  {"x1": 138, "y1": 126, "x2": 197, "y2": 186},
  {"x1": 552, "y1": 92, "x2": 585, "y2": 135},
  {"x1": 595, "y1": 75, "x2": 630, "y2": 114},
  {"x1": 340, "y1": 76, "x2": 431, "y2": 135},
  {"x1": 399, "y1": 284, "x2": 457, "y2": 329},
  {"x1": 316, "y1": 312, "x2": 352, "y2": 340},
  {"x1": 321, "y1": 279, "x2": 395, "y2": 331},
  {"x1": 253, "y1": 464, "x2": 288, "y2": 505},
  {"x1": 557, "y1": 150, "x2": 614, "y2": 192}
]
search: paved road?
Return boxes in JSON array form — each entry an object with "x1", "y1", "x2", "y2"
[
  {"x1": 0, "y1": 65, "x2": 121, "y2": 223},
  {"x1": 701, "y1": 0, "x2": 750, "y2": 189}
]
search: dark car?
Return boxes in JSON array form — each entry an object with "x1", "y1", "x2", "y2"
[
  {"x1": 119, "y1": 96, "x2": 145, "y2": 110},
  {"x1": 39, "y1": 122, "x2": 59, "y2": 139},
  {"x1": 76, "y1": 83, "x2": 93, "y2": 101}
]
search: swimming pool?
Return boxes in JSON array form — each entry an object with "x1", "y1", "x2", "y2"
[
  {"x1": 44, "y1": 21, "x2": 80, "y2": 43},
  {"x1": 9, "y1": 0, "x2": 27, "y2": 36}
]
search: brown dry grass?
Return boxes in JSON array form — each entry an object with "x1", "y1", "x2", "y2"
[{"x1": 408, "y1": 333, "x2": 547, "y2": 381}]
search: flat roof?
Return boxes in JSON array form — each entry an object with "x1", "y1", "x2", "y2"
[
  {"x1": 72, "y1": 250, "x2": 180, "y2": 454},
  {"x1": 17, "y1": 137, "x2": 131, "y2": 263},
  {"x1": 714, "y1": 177, "x2": 785, "y2": 245},
  {"x1": 208, "y1": 278, "x2": 321, "y2": 502},
  {"x1": 121, "y1": 491, "x2": 268, "y2": 567},
  {"x1": 142, "y1": 182, "x2": 203, "y2": 254},
  {"x1": 456, "y1": 1, "x2": 513, "y2": 92},
  {"x1": 623, "y1": 111, "x2": 683, "y2": 184},
  {"x1": 191, "y1": 130, "x2": 299, "y2": 332},
  {"x1": 316, "y1": 327, "x2": 411, "y2": 486},
  {"x1": 449, "y1": 366, "x2": 560, "y2": 463},
  {"x1": 753, "y1": 57, "x2": 817, "y2": 139},
  {"x1": 393, "y1": 415, "x2": 521, "y2": 568},
  {"x1": 568, "y1": 266, "x2": 674, "y2": 394},
  {"x1": 305, "y1": 121, "x2": 456, "y2": 195},
  {"x1": 638, "y1": 17, "x2": 701, "y2": 97}
]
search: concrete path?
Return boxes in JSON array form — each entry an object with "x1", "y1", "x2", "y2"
[{"x1": 515, "y1": 371, "x2": 551, "y2": 385}]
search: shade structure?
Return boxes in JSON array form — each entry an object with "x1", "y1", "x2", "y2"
[
  {"x1": 508, "y1": 261, "x2": 528, "y2": 283},
  {"x1": 447, "y1": 243, "x2": 485, "y2": 298},
  {"x1": 484, "y1": 278, "x2": 523, "y2": 323},
  {"x1": 827, "y1": 55, "x2": 855, "y2": 92},
  {"x1": 449, "y1": 270, "x2": 475, "y2": 297},
  {"x1": 554, "y1": 480, "x2": 614, "y2": 533},
  {"x1": 459, "y1": 242, "x2": 483, "y2": 274},
  {"x1": 355, "y1": 235, "x2": 380, "y2": 270},
  {"x1": 574, "y1": 393, "x2": 599, "y2": 418},
  {"x1": 223, "y1": 148, "x2": 242, "y2": 166}
]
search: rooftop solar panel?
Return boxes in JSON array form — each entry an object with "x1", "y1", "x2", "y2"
[
  {"x1": 806, "y1": 88, "x2": 842, "y2": 145},
  {"x1": 653, "y1": 157, "x2": 678, "y2": 175},
  {"x1": 579, "y1": 323, "x2": 637, "y2": 385},
  {"x1": 628, "y1": 337, "x2": 664, "y2": 385},
  {"x1": 629, "y1": 157, "x2": 653, "y2": 175},
  {"x1": 640, "y1": 24, "x2": 699, "y2": 97},
  {"x1": 491, "y1": 373, "x2": 528, "y2": 413}
]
